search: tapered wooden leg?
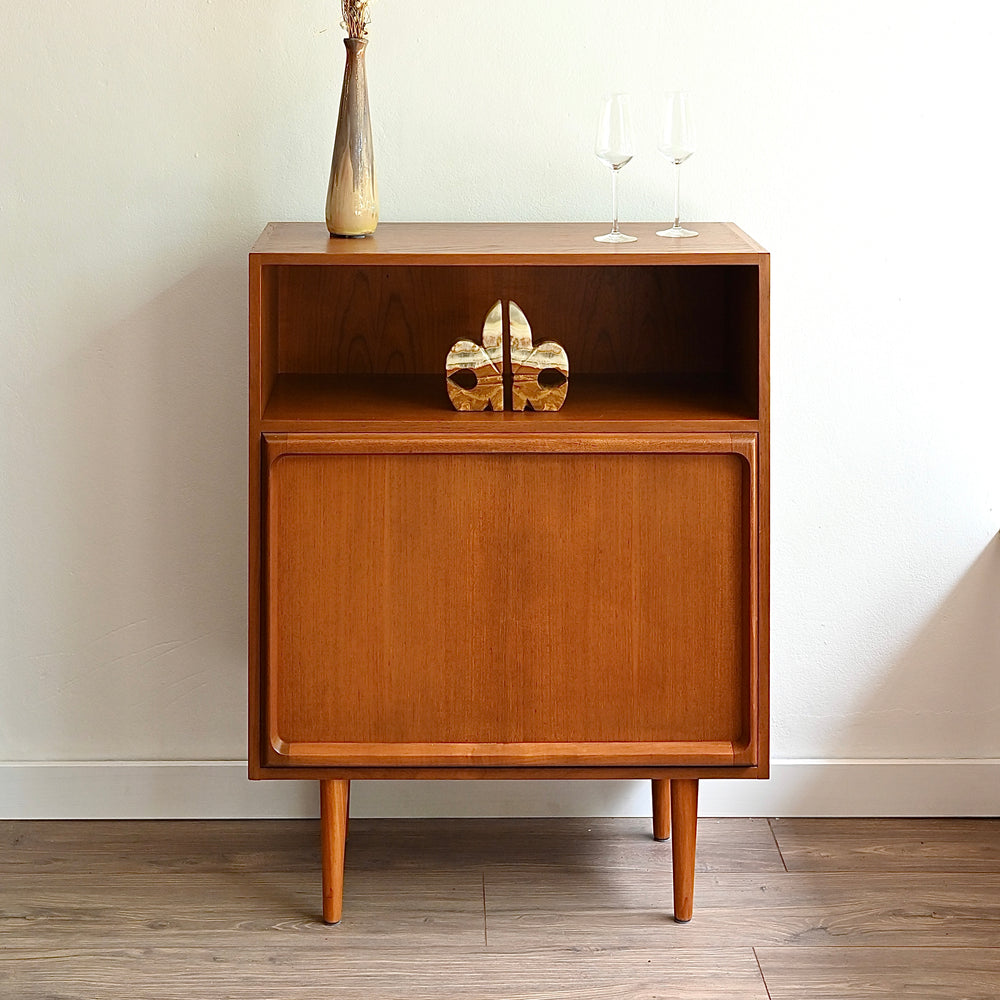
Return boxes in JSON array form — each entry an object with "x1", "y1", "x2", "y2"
[
  {"x1": 320, "y1": 779, "x2": 349, "y2": 924},
  {"x1": 670, "y1": 778, "x2": 698, "y2": 923},
  {"x1": 651, "y1": 778, "x2": 671, "y2": 841}
]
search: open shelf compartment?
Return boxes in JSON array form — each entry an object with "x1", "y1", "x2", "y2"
[{"x1": 254, "y1": 261, "x2": 763, "y2": 429}]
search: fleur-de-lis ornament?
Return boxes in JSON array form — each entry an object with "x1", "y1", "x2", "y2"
[
  {"x1": 445, "y1": 300, "x2": 568, "y2": 412},
  {"x1": 509, "y1": 301, "x2": 569, "y2": 412},
  {"x1": 445, "y1": 300, "x2": 504, "y2": 411}
]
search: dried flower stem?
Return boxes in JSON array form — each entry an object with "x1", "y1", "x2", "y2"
[{"x1": 341, "y1": 0, "x2": 371, "y2": 39}]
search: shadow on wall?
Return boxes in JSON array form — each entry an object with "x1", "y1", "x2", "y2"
[
  {"x1": 759, "y1": 532, "x2": 1000, "y2": 817},
  {"x1": 841, "y1": 532, "x2": 1000, "y2": 760},
  {"x1": 35, "y1": 263, "x2": 249, "y2": 759}
]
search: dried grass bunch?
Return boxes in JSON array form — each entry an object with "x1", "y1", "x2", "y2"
[{"x1": 341, "y1": 0, "x2": 372, "y2": 39}]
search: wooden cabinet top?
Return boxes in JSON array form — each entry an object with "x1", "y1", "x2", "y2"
[{"x1": 251, "y1": 222, "x2": 767, "y2": 264}]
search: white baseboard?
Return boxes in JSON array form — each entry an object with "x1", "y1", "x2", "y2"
[{"x1": 1, "y1": 759, "x2": 997, "y2": 819}]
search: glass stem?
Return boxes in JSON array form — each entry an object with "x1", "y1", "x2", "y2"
[
  {"x1": 611, "y1": 166, "x2": 620, "y2": 235},
  {"x1": 673, "y1": 161, "x2": 682, "y2": 230}
]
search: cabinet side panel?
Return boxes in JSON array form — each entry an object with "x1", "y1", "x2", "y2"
[
  {"x1": 265, "y1": 452, "x2": 750, "y2": 749},
  {"x1": 247, "y1": 259, "x2": 273, "y2": 775},
  {"x1": 757, "y1": 255, "x2": 770, "y2": 774},
  {"x1": 252, "y1": 264, "x2": 280, "y2": 417},
  {"x1": 729, "y1": 264, "x2": 760, "y2": 417}
]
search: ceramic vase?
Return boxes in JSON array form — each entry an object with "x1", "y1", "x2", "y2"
[{"x1": 326, "y1": 37, "x2": 378, "y2": 238}]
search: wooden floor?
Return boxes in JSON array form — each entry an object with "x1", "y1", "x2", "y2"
[{"x1": 1, "y1": 817, "x2": 998, "y2": 998}]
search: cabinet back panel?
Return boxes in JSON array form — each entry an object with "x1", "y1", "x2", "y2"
[
  {"x1": 266, "y1": 451, "x2": 751, "y2": 748},
  {"x1": 274, "y1": 265, "x2": 757, "y2": 389}
]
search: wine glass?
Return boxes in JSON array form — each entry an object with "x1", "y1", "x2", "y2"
[
  {"x1": 594, "y1": 94, "x2": 638, "y2": 243},
  {"x1": 657, "y1": 91, "x2": 697, "y2": 238}
]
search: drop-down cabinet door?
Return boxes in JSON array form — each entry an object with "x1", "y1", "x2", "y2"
[{"x1": 260, "y1": 432, "x2": 759, "y2": 771}]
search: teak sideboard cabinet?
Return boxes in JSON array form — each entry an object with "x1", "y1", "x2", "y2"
[{"x1": 249, "y1": 222, "x2": 769, "y2": 924}]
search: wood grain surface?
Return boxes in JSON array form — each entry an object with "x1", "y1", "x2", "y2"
[
  {"x1": 0, "y1": 946, "x2": 771, "y2": 1000},
  {"x1": 248, "y1": 223, "x2": 770, "y2": 803},
  {"x1": 320, "y1": 779, "x2": 349, "y2": 923},
  {"x1": 266, "y1": 447, "x2": 751, "y2": 760},
  {"x1": 484, "y1": 871, "x2": 1000, "y2": 949},
  {"x1": 754, "y1": 947, "x2": 1000, "y2": 1000},
  {"x1": 652, "y1": 778, "x2": 671, "y2": 841},
  {"x1": 0, "y1": 869, "x2": 485, "y2": 948},
  {"x1": 271, "y1": 262, "x2": 756, "y2": 383},
  {"x1": 251, "y1": 221, "x2": 765, "y2": 261},
  {"x1": 247, "y1": 222, "x2": 770, "y2": 921},
  {"x1": 2, "y1": 818, "x2": 998, "y2": 998},
  {"x1": 0, "y1": 817, "x2": 784, "y2": 875},
  {"x1": 671, "y1": 778, "x2": 699, "y2": 921},
  {"x1": 769, "y1": 817, "x2": 1000, "y2": 872},
  {"x1": 260, "y1": 374, "x2": 760, "y2": 432},
  {"x1": 0, "y1": 819, "x2": 323, "y2": 873}
]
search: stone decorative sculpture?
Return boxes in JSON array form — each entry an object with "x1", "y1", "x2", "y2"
[
  {"x1": 445, "y1": 300, "x2": 504, "y2": 411},
  {"x1": 508, "y1": 301, "x2": 569, "y2": 412},
  {"x1": 446, "y1": 301, "x2": 568, "y2": 412}
]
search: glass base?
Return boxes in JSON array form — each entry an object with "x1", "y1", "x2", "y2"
[
  {"x1": 656, "y1": 226, "x2": 698, "y2": 238},
  {"x1": 595, "y1": 231, "x2": 638, "y2": 243}
]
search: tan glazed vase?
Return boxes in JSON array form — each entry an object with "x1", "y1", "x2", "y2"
[{"x1": 326, "y1": 37, "x2": 378, "y2": 238}]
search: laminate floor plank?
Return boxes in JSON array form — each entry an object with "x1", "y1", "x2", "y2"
[
  {"x1": 755, "y1": 946, "x2": 1000, "y2": 1000},
  {"x1": 0, "y1": 871, "x2": 484, "y2": 948},
  {"x1": 350, "y1": 817, "x2": 783, "y2": 874},
  {"x1": 0, "y1": 817, "x2": 783, "y2": 875},
  {"x1": 769, "y1": 818, "x2": 1000, "y2": 873},
  {"x1": 0, "y1": 820, "x2": 320, "y2": 874},
  {"x1": 0, "y1": 946, "x2": 770, "y2": 1000},
  {"x1": 483, "y1": 873, "x2": 1000, "y2": 949},
  {"x1": 2, "y1": 819, "x2": 998, "y2": 998}
]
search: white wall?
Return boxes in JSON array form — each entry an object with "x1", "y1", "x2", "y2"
[{"x1": 3, "y1": 1, "x2": 999, "y2": 817}]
